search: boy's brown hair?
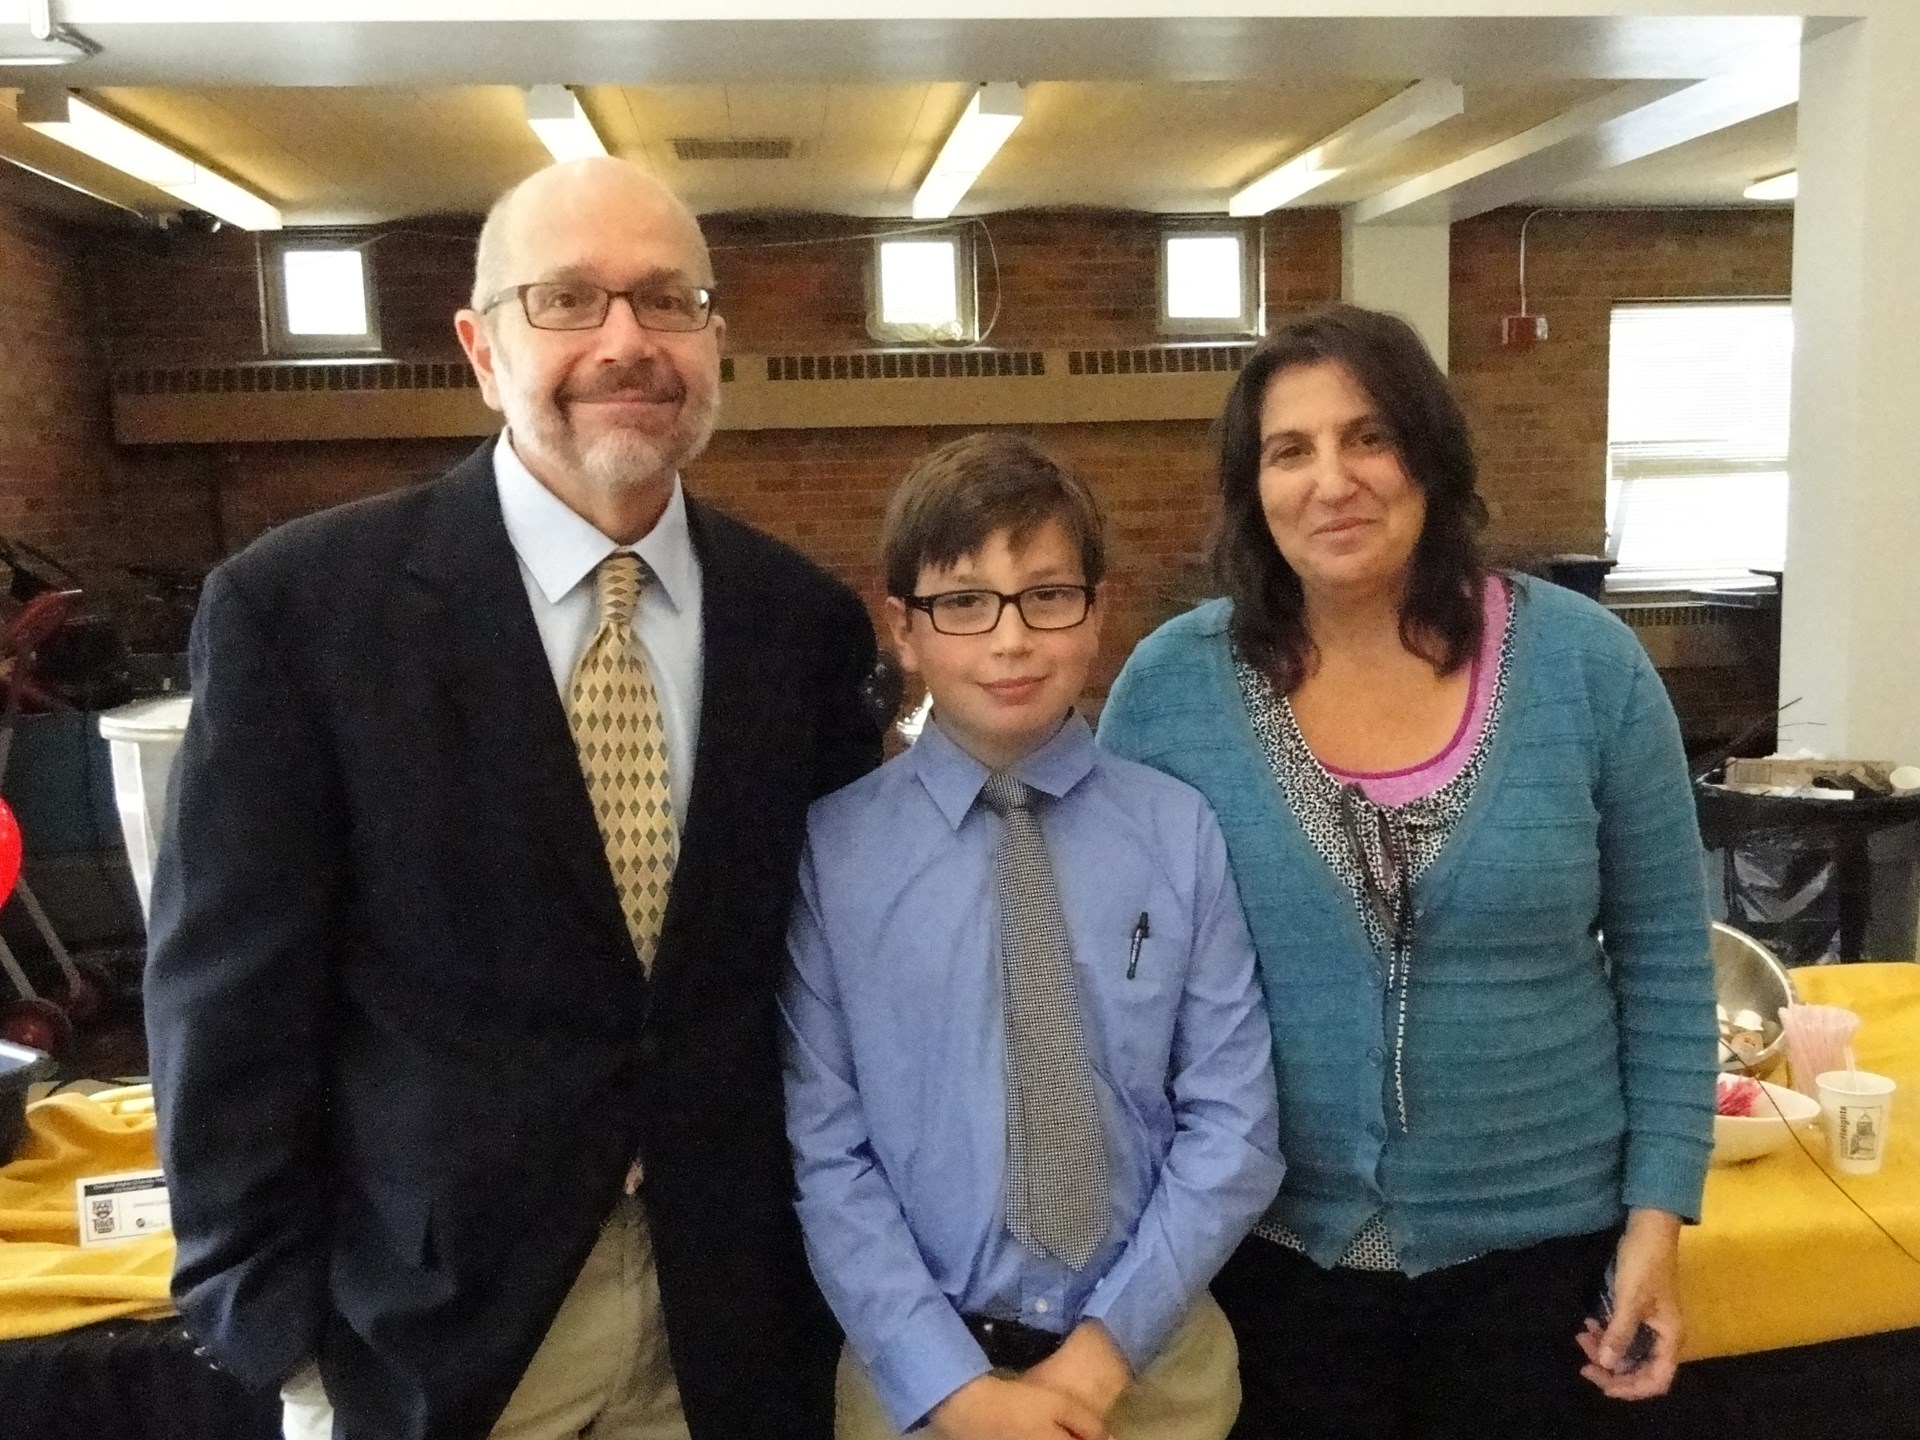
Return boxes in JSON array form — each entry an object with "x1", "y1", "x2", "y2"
[{"x1": 881, "y1": 433, "x2": 1107, "y2": 598}]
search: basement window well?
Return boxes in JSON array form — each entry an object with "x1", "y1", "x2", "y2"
[
  {"x1": 1161, "y1": 230, "x2": 1256, "y2": 336},
  {"x1": 871, "y1": 234, "x2": 974, "y2": 344},
  {"x1": 267, "y1": 240, "x2": 381, "y2": 356}
]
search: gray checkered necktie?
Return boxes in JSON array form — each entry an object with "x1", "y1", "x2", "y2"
[
  {"x1": 979, "y1": 771, "x2": 1109, "y2": 1270},
  {"x1": 566, "y1": 552, "x2": 677, "y2": 972}
]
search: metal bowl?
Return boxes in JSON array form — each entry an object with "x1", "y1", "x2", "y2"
[{"x1": 1710, "y1": 922, "x2": 1797, "y2": 1080}]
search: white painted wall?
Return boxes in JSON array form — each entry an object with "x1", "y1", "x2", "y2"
[
  {"x1": 1340, "y1": 215, "x2": 1451, "y2": 373},
  {"x1": 1779, "y1": 10, "x2": 1920, "y2": 763}
]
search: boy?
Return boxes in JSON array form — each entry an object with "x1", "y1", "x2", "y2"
[{"x1": 781, "y1": 434, "x2": 1283, "y2": 1440}]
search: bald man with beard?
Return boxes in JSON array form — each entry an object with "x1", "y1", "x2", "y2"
[{"x1": 144, "y1": 158, "x2": 882, "y2": 1440}]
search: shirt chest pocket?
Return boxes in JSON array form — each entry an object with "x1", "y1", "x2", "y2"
[{"x1": 1076, "y1": 932, "x2": 1181, "y2": 1092}]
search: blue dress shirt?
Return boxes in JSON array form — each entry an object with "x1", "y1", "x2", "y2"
[
  {"x1": 781, "y1": 715, "x2": 1284, "y2": 1431},
  {"x1": 493, "y1": 431, "x2": 704, "y2": 821}
]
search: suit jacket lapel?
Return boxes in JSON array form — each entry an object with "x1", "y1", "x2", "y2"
[
  {"x1": 663, "y1": 498, "x2": 763, "y2": 941},
  {"x1": 400, "y1": 449, "x2": 633, "y2": 953}
]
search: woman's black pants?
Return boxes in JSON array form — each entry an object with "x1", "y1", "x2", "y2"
[{"x1": 1214, "y1": 1228, "x2": 1629, "y2": 1440}]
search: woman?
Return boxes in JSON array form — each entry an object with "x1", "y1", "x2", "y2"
[{"x1": 1098, "y1": 305, "x2": 1716, "y2": 1440}]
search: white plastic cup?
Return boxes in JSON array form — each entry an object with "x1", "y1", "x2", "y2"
[{"x1": 1814, "y1": 1070, "x2": 1897, "y2": 1175}]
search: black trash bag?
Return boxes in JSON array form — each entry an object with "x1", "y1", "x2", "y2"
[{"x1": 1722, "y1": 826, "x2": 1841, "y2": 966}]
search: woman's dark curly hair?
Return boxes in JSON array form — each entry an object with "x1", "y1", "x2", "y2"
[{"x1": 1213, "y1": 304, "x2": 1490, "y2": 692}]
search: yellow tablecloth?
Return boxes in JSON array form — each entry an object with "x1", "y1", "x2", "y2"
[
  {"x1": 0, "y1": 1085, "x2": 175, "y2": 1341},
  {"x1": 1681, "y1": 962, "x2": 1920, "y2": 1358},
  {"x1": 3, "y1": 974, "x2": 1917, "y2": 1355}
]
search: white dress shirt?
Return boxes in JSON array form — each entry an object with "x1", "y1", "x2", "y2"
[{"x1": 492, "y1": 432, "x2": 704, "y2": 824}]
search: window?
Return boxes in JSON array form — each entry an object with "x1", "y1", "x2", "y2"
[
  {"x1": 870, "y1": 234, "x2": 974, "y2": 343},
  {"x1": 266, "y1": 239, "x2": 381, "y2": 355},
  {"x1": 1606, "y1": 301, "x2": 1792, "y2": 588},
  {"x1": 1160, "y1": 229, "x2": 1256, "y2": 336}
]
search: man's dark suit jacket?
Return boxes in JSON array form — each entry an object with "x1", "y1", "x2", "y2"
[{"x1": 144, "y1": 442, "x2": 882, "y2": 1440}]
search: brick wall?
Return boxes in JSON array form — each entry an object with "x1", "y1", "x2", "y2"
[
  {"x1": 91, "y1": 207, "x2": 1342, "y2": 692},
  {"x1": 0, "y1": 197, "x2": 125, "y2": 565},
  {"x1": 690, "y1": 419, "x2": 1218, "y2": 695},
  {"x1": 91, "y1": 220, "x2": 478, "y2": 370},
  {"x1": 1450, "y1": 206, "x2": 1794, "y2": 558},
  {"x1": 76, "y1": 202, "x2": 1790, "y2": 708},
  {"x1": 92, "y1": 209, "x2": 1343, "y2": 361}
]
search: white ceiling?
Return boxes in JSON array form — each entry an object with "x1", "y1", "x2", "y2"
[{"x1": 0, "y1": 13, "x2": 1805, "y2": 227}]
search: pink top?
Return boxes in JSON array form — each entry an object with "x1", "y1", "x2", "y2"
[{"x1": 1323, "y1": 574, "x2": 1511, "y2": 807}]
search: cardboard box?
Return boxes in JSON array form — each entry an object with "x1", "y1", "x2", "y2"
[{"x1": 1723, "y1": 758, "x2": 1895, "y2": 792}]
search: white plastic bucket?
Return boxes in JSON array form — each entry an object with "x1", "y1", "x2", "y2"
[{"x1": 96, "y1": 694, "x2": 192, "y2": 923}]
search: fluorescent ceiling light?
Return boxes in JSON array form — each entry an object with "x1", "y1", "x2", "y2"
[
  {"x1": 0, "y1": 0, "x2": 98, "y2": 66},
  {"x1": 19, "y1": 90, "x2": 281, "y2": 229},
  {"x1": 0, "y1": 25, "x2": 98, "y2": 65},
  {"x1": 0, "y1": 152, "x2": 136, "y2": 215},
  {"x1": 1230, "y1": 78, "x2": 1463, "y2": 217},
  {"x1": 524, "y1": 85, "x2": 607, "y2": 162},
  {"x1": 1743, "y1": 171, "x2": 1797, "y2": 202},
  {"x1": 913, "y1": 82, "x2": 1023, "y2": 221},
  {"x1": 1231, "y1": 146, "x2": 1345, "y2": 218}
]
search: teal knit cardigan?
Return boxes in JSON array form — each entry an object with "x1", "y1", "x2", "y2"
[{"x1": 1098, "y1": 577, "x2": 1716, "y2": 1275}]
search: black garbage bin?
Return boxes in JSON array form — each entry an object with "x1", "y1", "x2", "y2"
[{"x1": 1694, "y1": 781, "x2": 1920, "y2": 963}]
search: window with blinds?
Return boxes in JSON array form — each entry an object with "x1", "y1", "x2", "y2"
[{"x1": 1605, "y1": 301, "x2": 1792, "y2": 588}]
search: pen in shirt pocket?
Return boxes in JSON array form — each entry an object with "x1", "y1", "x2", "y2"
[{"x1": 1126, "y1": 911, "x2": 1150, "y2": 979}]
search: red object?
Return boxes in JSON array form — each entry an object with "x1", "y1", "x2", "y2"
[
  {"x1": 0, "y1": 799, "x2": 18, "y2": 908},
  {"x1": 1716, "y1": 1074, "x2": 1764, "y2": 1118},
  {"x1": 0, "y1": 587, "x2": 83, "y2": 715},
  {"x1": 0, "y1": 997, "x2": 72, "y2": 1059},
  {"x1": 1500, "y1": 313, "x2": 1549, "y2": 348}
]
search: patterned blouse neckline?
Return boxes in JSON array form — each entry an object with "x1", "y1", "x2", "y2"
[{"x1": 1236, "y1": 586, "x2": 1516, "y2": 1271}]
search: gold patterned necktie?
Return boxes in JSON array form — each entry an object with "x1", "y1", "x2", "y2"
[{"x1": 566, "y1": 552, "x2": 678, "y2": 971}]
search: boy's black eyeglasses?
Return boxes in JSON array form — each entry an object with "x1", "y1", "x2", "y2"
[
  {"x1": 480, "y1": 280, "x2": 717, "y2": 333},
  {"x1": 904, "y1": 585, "x2": 1096, "y2": 636}
]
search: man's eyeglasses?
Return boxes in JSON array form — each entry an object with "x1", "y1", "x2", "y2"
[
  {"x1": 905, "y1": 585, "x2": 1095, "y2": 636},
  {"x1": 480, "y1": 280, "x2": 717, "y2": 333}
]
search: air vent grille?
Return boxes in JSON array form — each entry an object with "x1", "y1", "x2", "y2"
[
  {"x1": 1615, "y1": 603, "x2": 1723, "y2": 629},
  {"x1": 764, "y1": 351, "x2": 1045, "y2": 382},
  {"x1": 113, "y1": 361, "x2": 477, "y2": 396},
  {"x1": 671, "y1": 137, "x2": 795, "y2": 162},
  {"x1": 1067, "y1": 345, "x2": 1249, "y2": 376}
]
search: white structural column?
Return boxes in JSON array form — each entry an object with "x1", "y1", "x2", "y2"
[
  {"x1": 1341, "y1": 212, "x2": 1450, "y2": 373},
  {"x1": 1778, "y1": 11, "x2": 1920, "y2": 760}
]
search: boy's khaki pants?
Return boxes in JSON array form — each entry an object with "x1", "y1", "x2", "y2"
[{"x1": 834, "y1": 1295, "x2": 1239, "y2": 1440}]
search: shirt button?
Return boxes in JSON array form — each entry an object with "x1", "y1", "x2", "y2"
[
  {"x1": 1367, "y1": 1047, "x2": 1385, "y2": 1065},
  {"x1": 1033, "y1": 1299, "x2": 1050, "y2": 1315}
]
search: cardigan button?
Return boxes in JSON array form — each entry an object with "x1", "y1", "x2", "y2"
[{"x1": 1367, "y1": 1047, "x2": 1384, "y2": 1065}]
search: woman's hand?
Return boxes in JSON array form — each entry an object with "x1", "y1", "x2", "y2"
[{"x1": 1575, "y1": 1207, "x2": 1684, "y2": 1400}]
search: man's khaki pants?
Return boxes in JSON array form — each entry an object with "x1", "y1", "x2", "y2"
[
  {"x1": 281, "y1": 1194, "x2": 690, "y2": 1440},
  {"x1": 834, "y1": 1295, "x2": 1240, "y2": 1440}
]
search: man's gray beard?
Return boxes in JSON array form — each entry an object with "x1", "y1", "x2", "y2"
[{"x1": 525, "y1": 390, "x2": 719, "y2": 495}]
